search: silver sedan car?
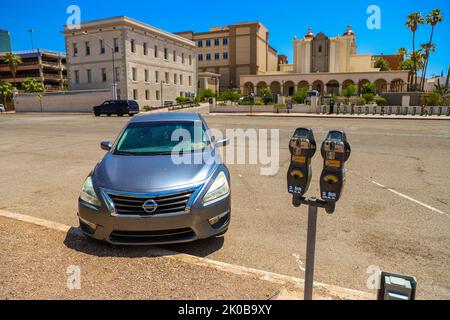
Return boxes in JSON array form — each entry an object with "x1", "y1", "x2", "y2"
[{"x1": 78, "y1": 113, "x2": 231, "y2": 245}]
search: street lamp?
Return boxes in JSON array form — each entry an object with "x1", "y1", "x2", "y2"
[
  {"x1": 160, "y1": 80, "x2": 165, "y2": 107},
  {"x1": 82, "y1": 31, "x2": 117, "y2": 100}
]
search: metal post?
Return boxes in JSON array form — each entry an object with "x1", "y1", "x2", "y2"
[{"x1": 304, "y1": 205, "x2": 318, "y2": 300}]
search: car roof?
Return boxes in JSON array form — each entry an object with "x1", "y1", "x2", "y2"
[{"x1": 130, "y1": 113, "x2": 203, "y2": 123}]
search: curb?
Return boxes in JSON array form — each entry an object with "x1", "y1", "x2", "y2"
[
  {"x1": 0, "y1": 209, "x2": 374, "y2": 300},
  {"x1": 209, "y1": 112, "x2": 450, "y2": 121}
]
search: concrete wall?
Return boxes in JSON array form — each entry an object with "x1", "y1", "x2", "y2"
[
  {"x1": 15, "y1": 89, "x2": 111, "y2": 113},
  {"x1": 380, "y1": 92, "x2": 422, "y2": 106}
]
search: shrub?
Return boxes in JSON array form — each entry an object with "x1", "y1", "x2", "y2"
[
  {"x1": 341, "y1": 84, "x2": 357, "y2": 99},
  {"x1": 196, "y1": 89, "x2": 215, "y2": 102},
  {"x1": 143, "y1": 105, "x2": 151, "y2": 111},
  {"x1": 421, "y1": 92, "x2": 441, "y2": 106},
  {"x1": 362, "y1": 93, "x2": 375, "y2": 104},
  {"x1": 373, "y1": 96, "x2": 387, "y2": 106},
  {"x1": 176, "y1": 96, "x2": 190, "y2": 103},
  {"x1": 274, "y1": 104, "x2": 285, "y2": 113},
  {"x1": 292, "y1": 87, "x2": 308, "y2": 104},
  {"x1": 254, "y1": 100, "x2": 263, "y2": 105},
  {"x1": 219, "y1": 89, "x2": 242, "y2": 102}
]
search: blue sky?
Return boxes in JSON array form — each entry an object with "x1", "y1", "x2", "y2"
[{"x1": 1, "y1": 0, "x2": 449, "y2": 76}]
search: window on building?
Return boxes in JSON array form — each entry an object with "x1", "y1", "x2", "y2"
[
  {"x1": 198, "y1": 54, "x2": 203, "y2": 61},
  {"x1": 174, "y1": 73, "x2": 177, "y2": 84},
  {"x1": 145, "y1": 90, "x2": 150, "y2": 100},
  {"x1": 165, "y1": 72, "x2": 169, "y2": 83},
  {"x1": 182, "y1": 53, "x2": 185, "y2": 64},
  {"x1": 164, "y1": 48, "x2": 168, "y2": 60},
  {"x1": 101, "y1": 68, "x2": 107, "y2": 82},
  {"x1": 318, "y1": 45, "x2": 322, "y2": 53},
  {"x1": 132, "y1": 67, "x2": 137, "y2": 81},
  {"x1": 85, "y1": 41, "x2": 90, "y2": 56},
  {"x1": 131, "y1": 39, "x2": 136, "y2": 53},
  {"x1": 86, "y1": 69, "x2": 92, "y2": 83},
  {"x1": 156, "y1": 90, "x2": 160, "y2": 100},
  {"x1": 188, "y1": 75, "x2": 192, "y2": 86},
  {"x1": 115, "y1": 67, "x2": 120, "y2": 82},
  {"x1": 113, "y1": 38, "x2": 119, "y2": 52},
  {"x1": 214, "y1": 38, "x2": 220, "y2": 46},
  {"x1": 133, "y1": 89, "x2": 138, "y2": 100},
  {"x1": 173, "y1": 50, "x2": 177, "y2": 62},
  {"x1": 206, "y1": 53, "x2": 211, "y2": 61},
  {"x1": 198, "y1": 40, "x2": 203, "y2": 48},
  {"x1": 144, "y1": 69, "x2": 149, "y2": 82},
  {"x1": 143, "y1": 43, "x2": 148, "y2": 55},
  {"x1": 117, "y1": 89, "x2": 121, "y2": 99},
  {"x1": 223, "y1": 37, "x2": 228, "y2": 45},
  {"x1": 72, "y1": 43, "x2": 78, "y2": 57},
  {"x1": 180, "y1": 91, "x2": 184, "y2": 97},
  {"x1": 179, "y1": 74, "x2": 183, "y2": 85},
  {"x1": 189, "y1": 55, "x2": 192, "y2": 65},
  {"x1": 100, "y1": 40, "x2": 106, "y2": 54},
  {"x1": 223, "y1": 52, "x2": 228, "y2": 60},
  {"x1": 74, "y1": 70, "x2": 79, "y2": 84},
  {"x1": 214, "y1": 53, "x2": 220, "y2": 60},
  {"x1": 154, "y1": 45, "x2": 158, "y2": 58},
  {"x1": 206, "y1": 39, "x2": 211, "y2": 47},
  {"x1": 155, "y1": 70, "x2": 159, "y2": 83}
]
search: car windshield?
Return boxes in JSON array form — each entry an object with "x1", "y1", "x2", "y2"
[{"x1": 114, "y1": 121, "x2": 211, "y2": 156}]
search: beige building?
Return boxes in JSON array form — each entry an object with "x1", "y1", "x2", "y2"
[
  {"x1": 240, "y1": 26, "x2": 409, "y2": 96},
  {"x1": 176, "y1": 22, "x2": 278, "y2": 90},
  {"x1": 64, "y1": 16, "x2": 197, "y2": 108}
]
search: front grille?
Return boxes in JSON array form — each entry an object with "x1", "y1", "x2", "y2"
[
  {"x1": 107, "y1": 190, "x2": 194, "y2": 215},
  {"x1": 110, "y1": 228, "x2": 195, "y2": 244}
]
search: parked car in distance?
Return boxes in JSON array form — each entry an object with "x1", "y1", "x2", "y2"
[
  {"x1": 78, "y1": 113, "x2": 231, "y2": 245},
  {"x1": 93, "y1": 100, "x2": 140, "y2": 117},
  {"x1": 0, "y1": 104, "x2": 5, "y2": 112}
]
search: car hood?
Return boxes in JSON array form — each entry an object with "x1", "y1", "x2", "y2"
[{"x1": 93, "y1": 149, "x2": 219, "y2": 192}]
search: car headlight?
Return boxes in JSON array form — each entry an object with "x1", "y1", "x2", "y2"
[
  {"x1": 203, "y1": 172, "x2": 230, "y2": 205},
  {"x1": 80, "y1": 176, "x2": 101, "y2": 207}
]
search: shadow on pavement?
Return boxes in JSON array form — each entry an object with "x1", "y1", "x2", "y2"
[{"x1": 63, "y1": 227, "x2": 225, "y2": 259}]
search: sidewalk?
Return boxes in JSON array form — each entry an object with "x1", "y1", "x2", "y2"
[
  {"x1": 209, "y1": 112, "x2": 450, "y2": 120},
  {"x1": 0, "y1": 212, "x2": 374, "y2": 300}
]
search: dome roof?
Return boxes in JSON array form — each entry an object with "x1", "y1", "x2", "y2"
[
  {"x1": 304, "y1": 27, "x2": 314, "y2": 39},
  {"x1": 344, "y1": 25, "x2": 354, "y2": 36}
]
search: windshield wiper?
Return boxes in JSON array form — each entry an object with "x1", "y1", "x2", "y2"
[{"x1": 114, "y1": 151, "x2": 137, "y2": 156}]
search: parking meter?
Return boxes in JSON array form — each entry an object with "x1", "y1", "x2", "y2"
[
  {"x1": 320, "y1": 130, "x2": 351, "y2": 213},
  {"x1": 287, "y1": 128, "x2": 316, "y2": 206}
]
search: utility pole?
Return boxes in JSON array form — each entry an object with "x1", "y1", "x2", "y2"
[{"x1": 28, "y1": 29, "x2": 35, "y2": 50}]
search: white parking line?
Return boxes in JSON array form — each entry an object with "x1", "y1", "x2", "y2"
[
  {"x1": 0, "y1": 209, "x2": 373, "y2": 300},
  {"x1": 368, "y1": 179, "x2": 449, "y2": 218}
]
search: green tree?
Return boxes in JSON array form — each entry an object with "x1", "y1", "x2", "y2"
[
  {"x1": 2, "y1": 52, "x2": 22, "y2": 88},
  {"x1": 374, "y1": 58, "x2": 390, "y2": 71},
  {"x1": 22, "y1": 78, "x2": 45, "y2": 93},
  {"x1": 420, "y1": 9, "x2": 444, "y2": 91},
  {"x1": 219, "y1": 89, "x2": 242, "y2": 102},
  {"x1": 341, "y1": 84, "x2": 357, "y2": 103},
  {"x1": 361, "y1": 82, "x2": 376, "y2": 94},
  {"x1": 405, "y1": 12, "x2": 424, "y2": 90},
  {"x1": 0, "y1": 81, "x2": 14, "y2": 106},
  {"x1": 196, "y1": 88, "x2": 215, "y2": 102}
]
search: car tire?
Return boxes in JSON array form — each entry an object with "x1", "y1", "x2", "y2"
[
  {"x1": 129, "y1": 113, "x2": 135, "y2": 117},
  {"x1": 118, "y1": 114, "x2": 123, "y2": 117},
  {"x1": 94, "y1": 112, "x2": 100, "y2": 117},
  {"x1": 107, "y1": 113, "x2": 111, "y2": 117}
]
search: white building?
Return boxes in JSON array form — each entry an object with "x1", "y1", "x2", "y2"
[{"x1": 64, "y1": 16, "x2": 197, "y2": 108}]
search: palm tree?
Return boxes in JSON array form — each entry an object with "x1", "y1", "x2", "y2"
[
  {"x1": 2, "y1": 53, "x2": 22, "y2": 88},
  {"x1": 405, "y1": 12, "x2": 424, "y2": 90},
  {"x1": 420, "y1": 9, "x2": 444, "y2": 91}
]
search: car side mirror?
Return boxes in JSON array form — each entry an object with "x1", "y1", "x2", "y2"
[
  {"x1": 214, "y1": 137, "x2": 229, "y2": 148},
  {"x1": 100, "y1": 141, "x2": 112, "y2": 151}
]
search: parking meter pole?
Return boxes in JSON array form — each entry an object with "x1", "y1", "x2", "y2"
[{"x1": 304, "y1": 205, "x2": 318, "y2": 300}]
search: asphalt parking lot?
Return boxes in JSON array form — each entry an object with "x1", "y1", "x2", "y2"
[{"x1": 0, "y1": 111, "x2": 449, "y2": 299}]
